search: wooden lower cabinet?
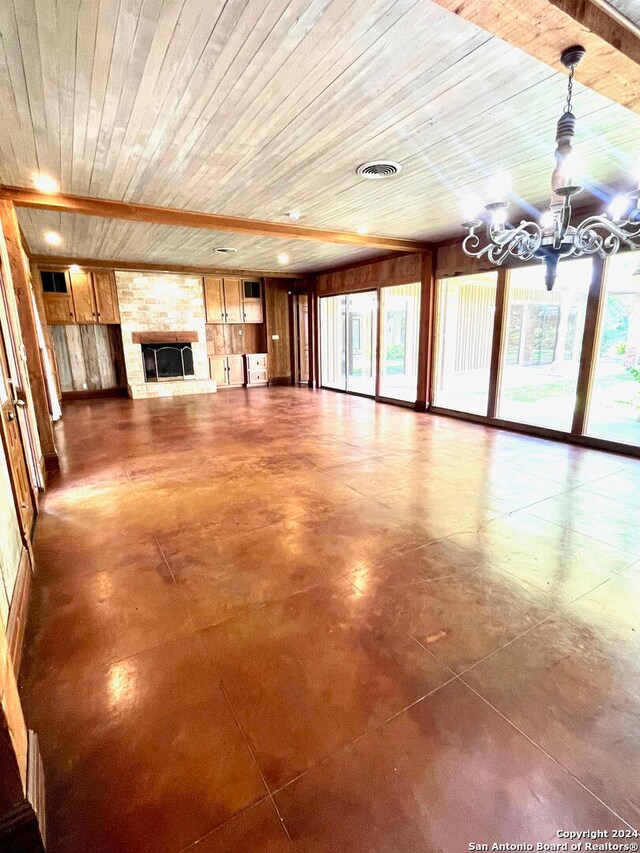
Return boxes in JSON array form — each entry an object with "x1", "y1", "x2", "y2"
[
  {"x1": 210, "y1": 353, "x2": 269, "y2": 388},
  {"x1": 210, "y1": 355, "x2": 244, "y2": 387},
  {"x1": 245, "y1": 352, "x2": 268, "y2": 386}
]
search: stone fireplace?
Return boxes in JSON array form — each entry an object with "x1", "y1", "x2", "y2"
[{"x1": 115, "y1": 272, "x2": 217, "y2": 399}]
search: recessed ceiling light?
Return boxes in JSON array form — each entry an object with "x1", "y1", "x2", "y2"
[
  {"x1": 69, "y1": 264, "x2": 81, "y2": 273},
  {"x1": 356, "y1": 161, "x2": 402, "y2": 180},
  {"x1": 288, "y1": 210, "x2": 301, "y2": 222},
  {"x1": 356, "y1": 225, "x2": 369, "y2": 235},
  {"x1": 44, "y1": 231, "x2": 62, "y2": 246},
  {"x1": 214, "y1": 247, "x2": 237, "y2": 254},
  {"x1": 278, "y1": 253, "x2": 289, "y2": 265},
  {"x1": 33, "y1": 174, "x2": 59, "y2": 193}
]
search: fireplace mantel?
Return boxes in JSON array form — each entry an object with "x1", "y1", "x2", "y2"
[{"x1": 131, "y1": 331, "x2": 198, "y2": 344}]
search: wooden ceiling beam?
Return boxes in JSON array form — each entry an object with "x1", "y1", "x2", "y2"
[
  {"x1": 29, "y1": 254, "x2": 306, "y2": 279},
  {"x1": 430, "y1": 0, "x2": 640, "y2": 114},
  {"x1": 0, "y1": 186, "x2": 431, "y2": 253}
]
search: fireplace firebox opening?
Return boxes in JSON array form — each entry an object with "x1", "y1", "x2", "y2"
[{"x1": 141, "y1": 343, "x2": 195, "y2": 382}]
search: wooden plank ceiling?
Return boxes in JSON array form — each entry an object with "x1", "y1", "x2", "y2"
[
  {"x1": 2, "y1": 0, "x2": 640, "y2": 272},
  {"x1": 605, "y1": 0, "x2": 640, "y2": 28}
]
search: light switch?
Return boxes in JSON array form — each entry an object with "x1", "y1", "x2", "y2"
[{"x1": 271, "y1": 334, "x2": 280, "y2": 340}]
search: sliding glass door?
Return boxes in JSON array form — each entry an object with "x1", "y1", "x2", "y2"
[
  {"x1": 496, "y1": 259, "x2": 591, "y2": 430},
  {"x1": 379, "y1": 282, "x2": 421, "y2": 402},
  {"x1": 587, "y1": 251, "x2": 640, "y2": 446},
  {"x1": 433, "y1": 272, "x2": 497, "y2": 414},
  {"x1": 320, "y1": 294, "x2": 347, "y2": 390},
  {"x1": 346, "y1": 291, "x2": 377, "y2": 396},
  {"x1": 320, "y1": 291, "x2": 377, "y2": 396}
]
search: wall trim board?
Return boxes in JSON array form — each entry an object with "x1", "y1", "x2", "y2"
[{"x1": 60, "y1": 388, "x2": 128, "y2": 401}]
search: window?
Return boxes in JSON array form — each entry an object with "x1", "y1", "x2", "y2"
[
  {"x1": 433, "y1": 272, "x2": 497, "y2": 414},
  {"x1": 379, "y1": 282, "x2": 421, "y2": 402},
  {"x1": 497, "y1": 259, "x2": 591, "y2": 431},
  {"x1": 41, "y1": 270, "x2": 68, "y2": 293},
  {"x1": 243, "y1": 280, "x2": 261, "y2": 299},
  {"x1": 587, "y1": 252, "x2": 640, "y2": 446}
]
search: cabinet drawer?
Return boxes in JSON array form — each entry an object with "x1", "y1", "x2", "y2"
[
  {"x1": 247, "y1": 369, "x2": 268, "y2": 385},
  {"x1": 246, "y1": 353, "x2": 267, "y2": 370}
]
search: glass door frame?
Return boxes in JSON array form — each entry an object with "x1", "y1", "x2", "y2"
[
  {"x1": 319, "y1": 284, "x2": 422, "y2": 405},
  {"x1": 319, "y1": 289, "x2": 379, "y2": 399},
  {"x1": 429, "y1": 255, "x2": 640, "y2": 455}
]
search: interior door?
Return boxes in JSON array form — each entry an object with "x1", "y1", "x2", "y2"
[
  {"x1": 223, "y1": 278, "x2": 243, "y2": 323},
  {"x1": 0, "y1": 311, "x2": 35, "y2": 544},
  {"x1": 70, "y1": 271, "x2": 97, "y2": 323},
  {"x1": 204, "y1": 277, "x2": 225, "y2": 323},
  {"x1": 297, "y1": 295, "x2": 309, "y2": 382},
  {"x1": 93, "y1": 271, "x2": 120, "y2": 323}
]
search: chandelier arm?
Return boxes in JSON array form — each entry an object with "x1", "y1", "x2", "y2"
[{"x1": 574, "y1": 215, "x2": 640, "y2": 256}]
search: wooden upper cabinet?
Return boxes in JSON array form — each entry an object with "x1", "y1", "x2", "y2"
[
  {"x1": 223, "y1": 277, "x2": 243, "y2": 323},
  {"x1": 242, "y1": 280, "x2": 263, "y2": 323},
  {"x1": 204, "y1": 276, "x2": 225, "y2": 323},
  {"x1": 93, "y1": 270, "x2": 120, "y2": 323},
  {"x1": 43, "y1": 293, "x2": 75, "y2": 324},
  {"x1": 70, "y1": 271, "x2": 97, "y2": 323}
]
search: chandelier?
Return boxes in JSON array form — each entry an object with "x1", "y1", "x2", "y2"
[{"x1": 460, "y1": 46, "x2": 640, "y2": 291}]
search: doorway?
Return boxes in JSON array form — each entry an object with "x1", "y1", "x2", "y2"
[
  {"x1": 319, "y1": 291, "x2": 378, "y2": 397},
  {"x1": 293, "y1": 293, "x2": 310, "y2": 384}
]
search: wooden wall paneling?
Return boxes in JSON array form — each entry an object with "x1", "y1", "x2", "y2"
[
  {"x1": 107, "y1": 327, "x2": 126, "y2": 389},
  {"x1": 416, "y1": 251, "x2": 435, "y2": 410},
  {"x1": 486, "y1": 267, "x2": 509, "y2": 419},
  {"x1": 79, "y1": 326, "x2": 102, "y2": 390},
  {"x1": 49, "y1": 328, "x2": 73, "y2": 392},
  {"x1": 95, "y1": 327, "x2": 116, "y2": 388},
  {"x1": 65, "y1": 326, "x2": 88, "y2": 391},
  {"x1": 206, "y1": 325, "x2": 225, "y2": 356},
  {"x1": 6, "y1": 548, "x2": 31, "y2": 674},
  {"x1": 0, "y1": 200, "x2": 57, "y2": 465},
  {"x1": 572, "y1": 256, "x2": 606, "y2": 435},
  {"x1": 317, "y1": 253, "x2": 423, "y2": 296}
]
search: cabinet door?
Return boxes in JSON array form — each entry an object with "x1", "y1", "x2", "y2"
[
  {"x1": 243, "y1": 299, "x2": 263, "y2": 323},
  {"x1": 43, "y1": 293, "x2": 75, "y2": 324},
  {"x1": 93, "y1": 271, "x2": 120, "y2": 323},
  {"x1": 70, "y1": 271, "x2": 97, "y2": 323},
  {"x1": 204, "y1": 276, "x2": 225, "y2": 323},
  {"x1": 209, "y1": 356, "x2": 228, "y2": 386},
  {"x1": 223, "y1": 278, "x2": 243, "y2": 323},
  {"x1": 227, "y1": 354, "x2": 245, "y2": 386}
]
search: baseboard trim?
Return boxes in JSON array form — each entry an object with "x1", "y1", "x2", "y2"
[
  {"x1": 43, "y1": 453, "x2": 59, "y2": 472},
  {"x1": 61, "y1": 387, "x2": 127, "y2": 401},
  {"x1": 268, "y1": 376, "x2": 293, "y2": 386},
  {"x1": 0, "y1": 799, "x2": 45, "y2": 853},
  {"x1": 27, "y1": 731, "x2": 46, "y2": 848},
  {"x1": 6, "y1": 548, "x2": 31, "y2": 675}
]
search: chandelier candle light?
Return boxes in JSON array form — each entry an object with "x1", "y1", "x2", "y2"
[{"x1": 461, "y1": 46, "x2": 640, "y2": 291}]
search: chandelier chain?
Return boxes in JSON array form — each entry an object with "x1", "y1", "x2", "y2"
[{"x1": 564, "y1": 64, "x2": 575, "y2": 114}]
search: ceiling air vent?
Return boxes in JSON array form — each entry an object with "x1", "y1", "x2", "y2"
[
  {"x1": 215, "y1": 247, "x2": 237, "y2": 254},
  {"x1": 356, "y1": 160, "x2": 402, "y2": 180}
]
